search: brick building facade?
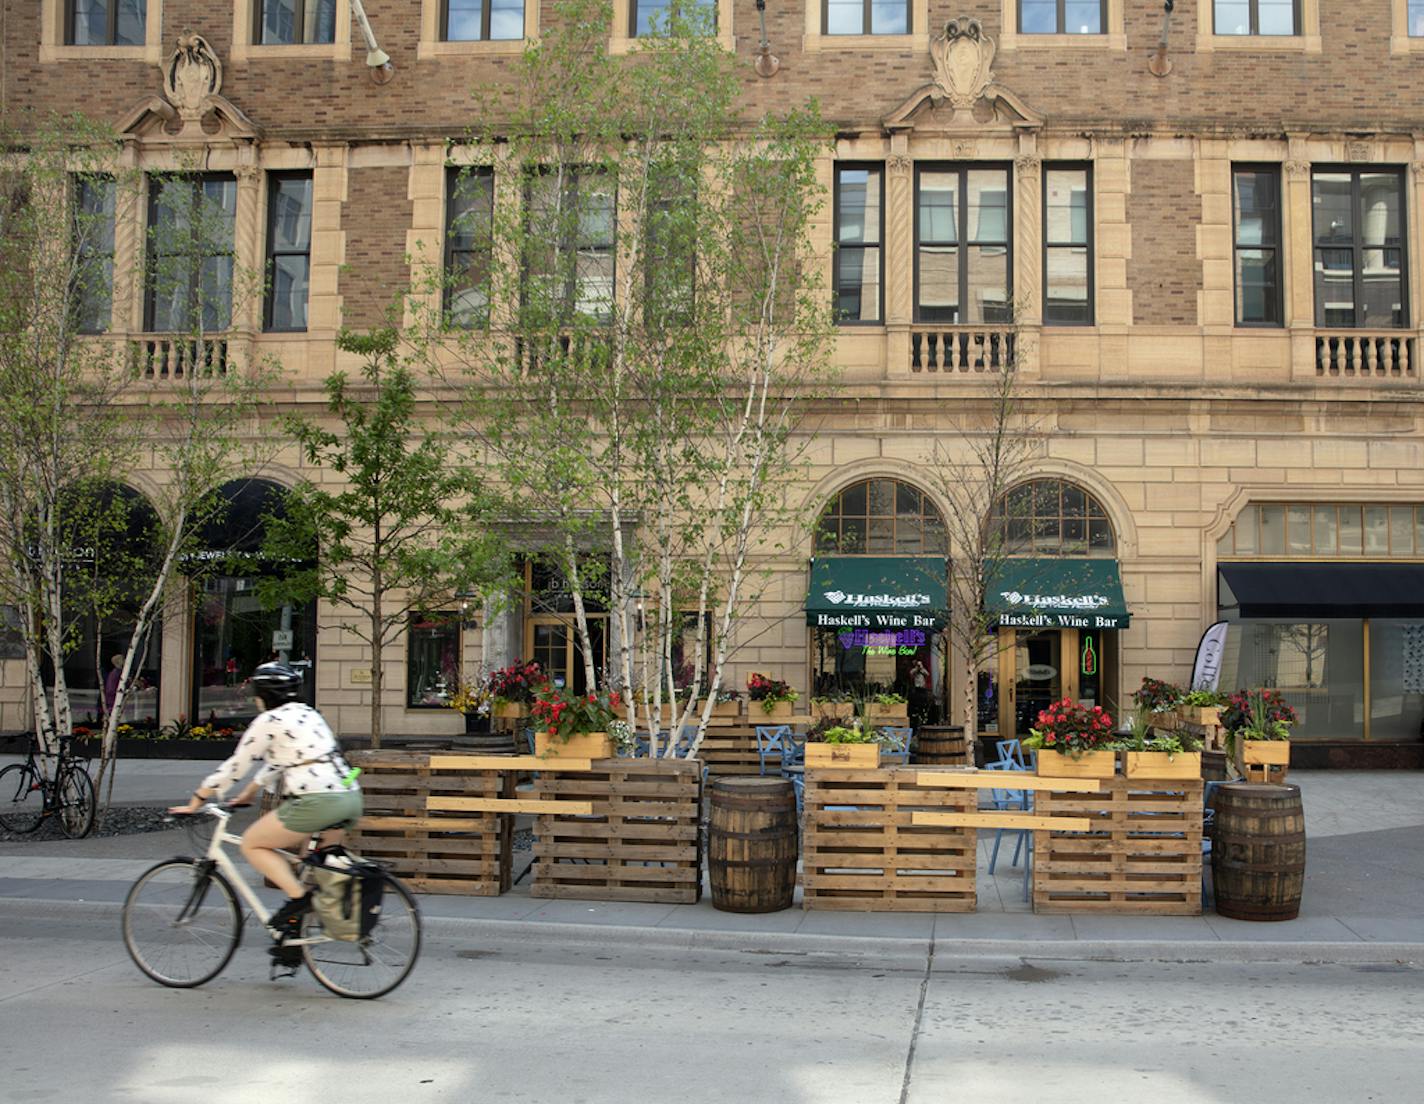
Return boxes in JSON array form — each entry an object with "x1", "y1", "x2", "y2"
[{"x1": 4, "y1": 1, "x2": 1423, "y2": 763}]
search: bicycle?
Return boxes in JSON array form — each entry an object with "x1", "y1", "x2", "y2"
[
  {"x1": 121, "y1": 803, "x2": 422, "y2": 999},
  {"x1": 0, "y1": 734, "x2": 96, "y2": 838}
]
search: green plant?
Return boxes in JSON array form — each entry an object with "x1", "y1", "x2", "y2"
[
  {"x1": 531, "y1": 687, "x2": 625, "y2": 743},
  {"x1": 1179, "y1": 689, "x2": 1225, "y2": 708},
  {"x1": 609, "y1": 719, "x2": 637, "y2": 755},
  {"x1": 1132, "y1": 676, "x2": 1183, "y2": 713},
  {"x1": 871, "y1": 692, "x2": 907, "y2": 707},
  {"x1": 810, "y1": 690, "x2": 853, "y2": 704},
  {"x1": 1221, "y1": 689, "x2": 1296, "y2": 740},
  {"x1": 747, "y1": 673, "x2": 797, "y2": 712},
  {"x1": 1023, "y1": 698, "x2": 1115, "y2": 756},
  {"x1": 819, "y1": 721, "x2": 875, "y2": 745}
]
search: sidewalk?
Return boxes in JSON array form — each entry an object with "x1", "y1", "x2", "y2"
[{"x1": 1, "y1": 760, "x2": 1420, "y2": 963}]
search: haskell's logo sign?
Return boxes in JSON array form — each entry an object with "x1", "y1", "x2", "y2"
[
  {"x1": 1000, "y1": 590, "x2": 1109, "y2": 611},
  {"x1": 823, "y1": 589, "x2": 933, "y2": 609}
]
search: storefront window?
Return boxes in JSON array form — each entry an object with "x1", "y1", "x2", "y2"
[
  {"x1": 1218, "y1": 500, "x2": 1424, "y2": 558},
  {"x1": 408, "y1": 612, "x2": 460, "y2": 708},
  {"x1": 194, "y1": 575, "x2": 316, "y2": 724},
  {"x1": 1218, "y1": 618, "x2": 1364, "y2": 740},
  {"x1": 1369, "y1": 620, "x2": 1424, "y2": 741}
]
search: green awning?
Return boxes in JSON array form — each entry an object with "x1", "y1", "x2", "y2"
[
  {"x1": 805, "y1": 556, "x2": 948, "y2": 628},
  {"x1": 985, "y1": 558, "x2": 1131, "y2": 629}
]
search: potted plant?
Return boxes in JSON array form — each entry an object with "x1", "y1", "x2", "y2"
[
  {"x1": 809, "y1": 690, "x2": 854, "y2": 721},
  {"x1": 1132, "y1": 676, "x2": 1182, "y2": 731},
  {"x1": 1221, "y1": 688, "x2": 1296, "y2": 777},
  {"x1": 865, "y1": 691, "x2": 909, "y2": 725},
  {"x1": 707, "y1": 689, "x2": 741, "y2": 722},
  {"x1": 1113, "y1": 708, "x2": 1204, "y2": 779},
  {"x1": 1025, "y1": 698, "x2": 1117, "y2": 778},
  {"x1": 804, "y1": 719, "x2": 881, "y2": 769},
  {"x1": 531, "y1": 687, "x2": 623, "y2": 759},
  {"x1": 447, "y1": 678, "x2": 491, "y2": 734},
  {"x1": 747, "y1": 673, "x2": 798, "y2": 720},
  {"x1": 486, "y1": 660, "x2": 546, "y2": 719},
  {"x1": 1176, "y1": 688, "x2": 1225, "y2": 728}
]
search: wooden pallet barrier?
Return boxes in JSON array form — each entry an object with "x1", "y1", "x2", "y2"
[
  {"x1": 803, "y1": 767, "x2": 977, "y2": 912},
  {"x1": 1033, "y1": 777, "x2": 1204, "y2": 916},
  {"x1": 348, "y1": 750, "x2": 513, "y2": 897},
  {"x1": 532, "y1": 759, "x2": 703, "y2": 904}
]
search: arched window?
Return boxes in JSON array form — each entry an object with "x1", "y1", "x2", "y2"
[
  {"x1": 815, "y1": 478, "x2": 947, "y2": 555},
  {"x1": 991, "y1": 478, "x2": 1115, "y2": 557}
]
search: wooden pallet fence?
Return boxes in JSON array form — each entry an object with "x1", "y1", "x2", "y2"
[
  {"x1": 531, "y1": 759, "x2": 703, "y2": 904},
  {"x1": 698, "y1": 726, "x2": 763, "y2": 777},
  {"x1": 1033, "y1": 778, "x2": 1204, "y2": 916},
  {"x1": 347, "y1": 750, "x2": 513, "y2": 897},
  {"x1": 803, "y1": 768, "x2": 977, "y2": 912}
]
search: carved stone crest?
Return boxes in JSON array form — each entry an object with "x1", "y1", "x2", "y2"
[
  {"x1": 164, "y1": 33, "x2": 224, "y2": 123},
  {"x1": 1345, "y1": 140, "x2": 1372, "y2": 163},
  {"x1": 931, "y1": 19, "x2": 996, "y2": 112}
]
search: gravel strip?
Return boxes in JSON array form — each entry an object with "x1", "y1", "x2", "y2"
[{"x1": 0, "y1": 804, "x2": 174, "y2": 843}]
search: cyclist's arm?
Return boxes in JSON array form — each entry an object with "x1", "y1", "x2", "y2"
[{"x1": 183, "y1": 722, "x2": 275, "y2": 808}]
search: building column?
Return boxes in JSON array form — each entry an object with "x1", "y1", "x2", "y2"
[{"x1": 885, "y1": 135, "x2": 914, "y2": 377}]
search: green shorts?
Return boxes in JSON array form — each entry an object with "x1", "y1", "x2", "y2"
[{"x1": 276, "y1": 790, "x2": 364, "y2": 833}]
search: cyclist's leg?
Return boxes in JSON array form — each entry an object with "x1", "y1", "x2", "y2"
[{"x1": 240, "y1": 810, "x2": 309, "y2": 899}]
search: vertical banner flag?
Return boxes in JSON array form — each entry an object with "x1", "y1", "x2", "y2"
[{"x1": 1191, "y1": 621, "x2": 1229, "y2": 691}]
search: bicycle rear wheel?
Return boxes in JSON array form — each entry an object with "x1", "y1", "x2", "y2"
[
  {"x1": 303, "y1": 874, "x2": 421, "y2": 999},
  {"x1": 57, "y1": 766, "x2": 96, "y2": 839},
  {"x1": 122, "y1": 860, "x2": 243, "y2": 987},
  {"x1": 0, "y1": 763, "x2": 43, "y2": 833}
]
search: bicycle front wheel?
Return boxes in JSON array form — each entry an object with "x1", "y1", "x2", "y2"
[
  {"x1": 303, "y1": 874, "x2": 422, "y2": 999},
  {"x1": 0, "y1": 764, "x2": 43, "y2": 833},
  {"x1": 122, "y1": 860, "x2": 243, "y2": 988},
  {"x1": 57, "y1": 766, "x2": 96, "y2": 839}
]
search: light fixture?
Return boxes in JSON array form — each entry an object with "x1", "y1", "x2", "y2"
[
  {"x1": 754, "y1": 0, "x2": 780, "y2": 78},
  {"x1": 1148, "y1": 0, "x2": 1175, "y2": 78},
  {"x1": 351, "y1": 0, "x2": 395, "y2": 83}
]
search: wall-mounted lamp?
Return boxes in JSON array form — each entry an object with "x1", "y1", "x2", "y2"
[
  {"x1": 1148, "y1": 0, "x2": 1175, "y2": 78},
  {"x1": 351, "y1": 0, "x2": 395, "y2": 84},
  {"x1": 755, "y1": 0, "x2": 780, "y2": 78}
]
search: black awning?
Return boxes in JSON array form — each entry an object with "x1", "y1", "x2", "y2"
[{"x1": 1218, "y1": 562, "x2": 1424, "y2": 618}]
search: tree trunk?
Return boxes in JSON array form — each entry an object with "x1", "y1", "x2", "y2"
[{"x1": 370, "y1": 587, "x2": 383, "y2": 750}]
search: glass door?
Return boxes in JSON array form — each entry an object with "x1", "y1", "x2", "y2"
[
  {"x1": 1000, "y1": 628, "x2": 1065, "y2": 738},
  {"x1": 529, "y1": 617, "x2": 606, "y2": 695}
]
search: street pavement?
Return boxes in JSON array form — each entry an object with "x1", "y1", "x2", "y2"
[{"x1": 0, "y1": 900, "x2": 1418, "y2": 1104}]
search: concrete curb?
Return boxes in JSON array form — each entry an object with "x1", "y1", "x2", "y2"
[{"x1": 9, "y1": 895, "x2": 1418, "y2": 967}]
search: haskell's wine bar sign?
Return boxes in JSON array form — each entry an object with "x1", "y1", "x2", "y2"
[
  {"x1": 804, "y1": 556, "x2": 948, "y2": 630},
  {"x1": 984, "y1": 558, "x2": 1132, "y2": 630},
  {"x1": 838, "y1": 627, "x2": 929, "y2": 656}
]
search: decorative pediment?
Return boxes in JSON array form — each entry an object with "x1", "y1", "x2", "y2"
[
  {"x1": 884, "y1": 19, "x2": 1044, "y2": 134},
  {"x1": 117, "y1": 32, "x2": 260, "y2": 144}
]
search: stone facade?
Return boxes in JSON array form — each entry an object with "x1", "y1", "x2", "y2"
[{"x1": 3, "y1": 2, "x2": 1423, "y2": 748}]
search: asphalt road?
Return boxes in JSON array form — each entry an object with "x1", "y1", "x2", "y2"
[{"x1": 1, "y1": 901, "x2": 1419, "y2": 1104}]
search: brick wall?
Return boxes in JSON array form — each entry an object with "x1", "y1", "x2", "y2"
[
  {"x1": 340, "y1": 163, "x2": 412, "y2": 329},
  {"x1": 1129, "y1": 160, "x2": 1202, "y2": 326}
]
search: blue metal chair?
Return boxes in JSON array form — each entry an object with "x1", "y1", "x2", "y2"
[
  {"x1": 755, "y1": 725, "x2": 795, "y2": 776},
  {"x1": 995, "y1": 738, "x2": 1027, "y2": 769},
  {"x1": 877, "y1": 726, "x2": 913, "y2": 764},
  {"x1": 984, "y1": 755, "x2": 1033, "y2": 902}
]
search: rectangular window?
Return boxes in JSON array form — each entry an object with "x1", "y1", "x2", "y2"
[
  {"x1": 73, "y1": 176, "x2": 115, "y2": 335},
  {"x1": 1214, "y1": 0, "x2": 1298, "y2": 34},
  {"x1": 67, "y1": 0, "x2": 146, "y2": 45},
  {"x1": 1020, "y1": 0, "x2": 1104, "y2": 33},
  {"x1": 643, "y1": 171, "x2": 696, "y2": 329},
  {"x1": 631, "y1": 0, "x2": 717, "y2": 35},
  {"x1": 442, "y1": 0, "x2": 525, "y2": 40},
  {"x1": 145, "y1": 173, "x2": 237, "y2": 333},
  {"x1": 1043, "y1": 164, "x2": 1092, "y2": 325},
  {"x1": 1311, "y1": 169, "x2": 1407, "y2": 328},
  {"x1": 1411, "y1": 0, "x2": 1424, "y2": 35},
  {"x1": 915, "y1": 165, "x2": 1011, "y2": 324},
  {"x1": 824, "y1": 0, "x2": 910, "y2": 34},
  {"x1": 408, "y1": 612, "x2": 460, "y2": 708},
  {"x1": 834, "y1": 164, "x2": 883, "y2": 324},
  {"x1": 264, "y1": 172, "x2": 312, "y2": 333},
  {"x1": 256, "y1": 0, "x2": 336, "y2": 44},
  {"x1": 524, "y1": 170, "x2": 615, "y2": 323},
  {"x1": 444, "y1": 166, "x2": 494, "y2": 328},
  {"x1": 1232, "y1": 166, "x2": 1282, "y2": 326}
]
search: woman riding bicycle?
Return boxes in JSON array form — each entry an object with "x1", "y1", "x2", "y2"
[{"x1": 169, "y1": 662, "x2": 362, "y2": 946}]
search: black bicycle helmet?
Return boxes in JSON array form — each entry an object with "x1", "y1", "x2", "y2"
[{"x1": 250, "y1": 661, "x2": 304, "y2": 707}]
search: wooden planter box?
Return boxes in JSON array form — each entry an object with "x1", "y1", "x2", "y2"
[
  {"x1": 1241, "y1": 739, "x2": 1290, "y2": 782},
  {"x1": 1034, "y1": 777, "x2": 1203, "y2": 916},
  {"x1": 493, "y1": 702, "x2": 530, "y2": 720},
  {"x1": 805, "y1": 742, "x2": 880, "y2": 770},
  {"x1": 803, "y1": 767, "x2": 975, "y2": 912},
  {"x1": 752, "y1": 700, "x2": 794, "y2": 721},
  {"x1": 1177, "y1": 706, "x2": 1221, "y2": 727},
  {"x1": 810, "y1": 701, "x2": 855, "y2": 720},
  {"x1": 1124, "y1": 751, "x2": 1202, "y2": 780},
  {"x1": 1037, "y1": 750, "x2": 1117, "y2": 778},
  {"x1": 535, "y1": 730, "x2": 615, "y2": 759},
  {"x1": 866, "y1": 704, "x2": 910, "y2": 725},
  {"x1": 1149, "y1": 711, "x2": 1178, "y2": 732},
  {"x1": 532, "y1": 759, "x2": 702, "y2": 904}
]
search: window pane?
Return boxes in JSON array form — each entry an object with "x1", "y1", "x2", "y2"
[
  {"x1": 1234, "y1": 169, "x2": 1277, "y2": 246},
  {"x1": 70, "y1": 1, "x2": 111, "y2": 45},
  {"x1": 840, "y1": 481, "x2": 867, "y2": 516},
  {"x1": 1063, "y1": 1, "x2": 1102, "y2": 33},
  {"x1": 1088, "y1": 519, "x2": 1112, "y2": 549},
  {"x1": 261, "y1": 0, "x2": 297, "y2": 44},
  {"x1": 447, "y1": 0, "x2": 484, "y2": 40},
  {"x1": 115, "y1": 0, "x2": 145, "y2": 44},
  {"x1": 838, "y1": 168, "x2": 880, "y2": 245},
  {"x1": 636, "y1": 0, "x2": 669, "y2": 34},
  {"x1": 270, "y1": 176, "x2": 312, "y2": 252},
  {"x1": 1257, "y1": 0, "x2": 1296, "y2": 34},
  {"x1": 868, "y1": 479, "x2": 895, "y2": 516},
  {"x1": 967, "y1": 246, "x2": 1008, "y2": 323},
  {"x1": 1364, "y1": 505, "x2": 1389, "y2": 555},
  {"x1": 1046, "y1": 246, "x2": 1089, "y2": 323},
  {"x1": 1417, "y1": 506, "x2": 1424, "y2": 554},
  {"x1": 269, "y1": 254, "x2": 309, "y2": 331},
  {"x1": 1260, "y1": 504, "x2": 1286, "y2": 554},
  {"x1": 1234, "y1": 505, "x2": 1259, "y2": 554},
  {"x1": 840, "y1": 518, "x2": 866, "y2": 553},
  {"x1": 1214, "y1": 0, "x2": 1250, "y2": 34},
  {"x1": 917, "y1": 246, "x2": 958, "y2": 321},
  {"x1": 835, "y1": 247, "x2": 880, "y2": 322},
  {"x1": 867, "y1": 519, "x2": 894, "y2": 553},
  {"x1": 304, "y1": 0, "x2": 337, "y2": 42},
  {"x1": 826, "y1": 0, "x2": 862, "y2": 34},
  {"x1": 1314, "y1": 505, "x2": 1337, "y2": 554},
  {"x1": 1390, "y1": 506, "x2": 1414, "y2": 556},
  {"x1": 1369, "y1": 620, "x2": 1424, "y2": 741},
  {"x1": 896, "y1": 484, "x2": 922, "y2": 515},
  {"x1": 1285, "y1": 504, "x2": 1311, "y2": 554},
  {"x1": 967, "y1": 170, "x2": 1008, "y2": 243},
  {"x1": 1338, "y1": 505, "x2": 1362, "y2": 555},
  {"x1": 1236, "y1": 248, "x2": 1278, "y2": 324},
  {"x1": 491, "y1": 0, "x2": 525, "y2": 38},
  {"x1": 1411, "y1": 0, "x2": 1424, "y2": 35},
  {"x1": 869, "y1": 1, "x2": 908, "y2": 34},
  {"x1": 1021, "y1": 0, "x2": 1057, "y2": 33},
  {"x1": 1045, "y1": 169, "x2": 1088, "y2": 245},
  {"x1": 918, "y1": 173, "x2": 958, "y2": 242},
  {"x1": 408, "y1": 613, "x2": 459, "y2": 708},
  {"x1": 894, "y1": 518, "x2": 924, "y2": 553}
]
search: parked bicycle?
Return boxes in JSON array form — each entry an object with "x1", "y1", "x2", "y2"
[
  {"x1": 121, "y1": 803, "x2": 421, "y2": 999},
  {"x1": 0, "y1": 733, "x2": 96, "y2": 838}
]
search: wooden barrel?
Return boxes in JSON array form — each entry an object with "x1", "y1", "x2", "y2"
[
  {"x1": 449, "y1": 730, "x2": 519, "y2": 755},
  {"x1": 708, "y1": 777, "x2": 798, "y2": 913},
  {"x1": 1211, "y1": 783, "x2": 1306, "y2": 921},
  {"x1": 913, "y1": 726, "x2": 967, "y2": 765},
  {"x1": 1201, "y1": 749, "x2": 1230, "y2": 782}
]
